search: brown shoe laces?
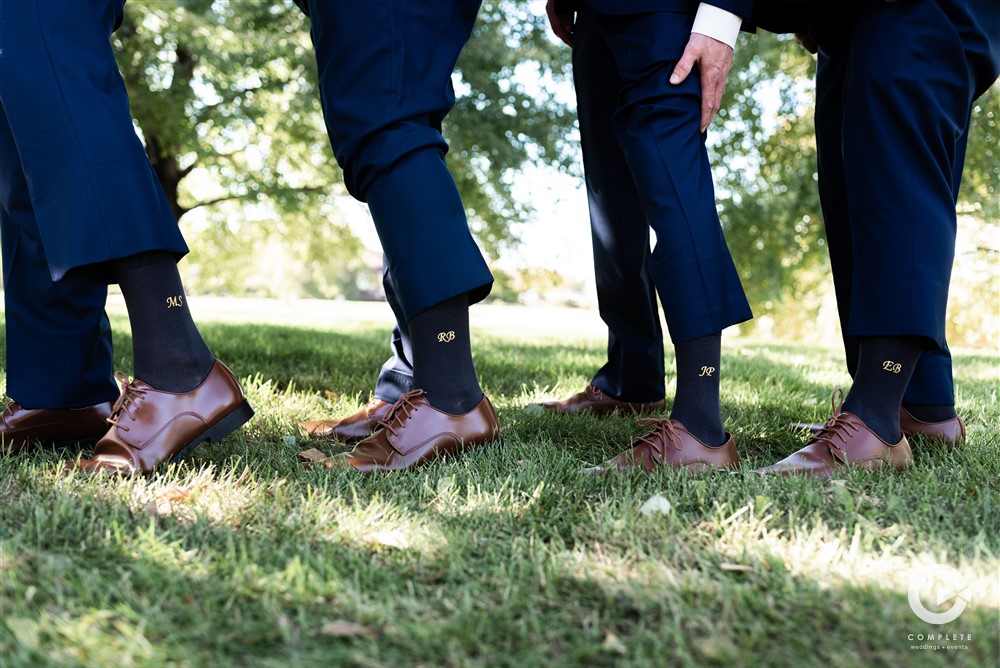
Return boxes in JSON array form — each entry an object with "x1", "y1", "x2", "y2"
[
  {"x1": 634, "y1": 418, "x2": 685, "y2": 460},
  {"x1": 585, "y1": 384, "x2": 605, "y2": 400},
  {"x1": 105, "y1": 372, "x2": 148, "y2": 433},
  {"x1": 808, "y1": 388, "x2": 860, "y2": 460},
  {"x1": 375, "y1": 389, "x2": 425, "y2": 439}
]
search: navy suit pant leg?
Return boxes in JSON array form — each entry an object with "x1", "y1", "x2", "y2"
[
  {"x1": 373, "y1": 261, "x2": 414, "y2": 404},
  {"x1": 0, "y1": 0, "x2": 188, "y2": 281},
  {"x1": 573, "y1": 11, "x2": 665, "y2": 403},
  {"x1": 304, "y1": 0, "x2": 493, "y2": 322},
  {"x1": 815, "y1": 0, "x2": 998, "y2": 405},
  {"x1": 0, "y1": 106, "x2": 117, "y2": 409},
  {"x1": 0, "y1": 0, "x2": 189, "y2": 408},
  {"x1": 581, "y1": 9, "x2": 752, "y2": 344}
]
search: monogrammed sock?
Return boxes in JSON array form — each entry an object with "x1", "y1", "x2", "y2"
[
  {"x1": 842, "y1": 336, "x2": 925, "y2": 442},
  {"x1": 113, "y1": 251, "x2": 215, "y2": 392},
  {"x1": 408, "y1": 293, "x2": 483, "y2": 415},
  {"x1": 669, "y1": 332, "x2": 726, "y2": 446}
]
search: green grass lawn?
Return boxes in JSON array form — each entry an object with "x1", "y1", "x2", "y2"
[{"x1": 1, "y1": 300, "x2": 997, "y2": 667}]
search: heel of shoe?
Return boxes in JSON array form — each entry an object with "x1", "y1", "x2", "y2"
[{"x1": 203, "y1": 400, "x2": 255, "y2": 444}]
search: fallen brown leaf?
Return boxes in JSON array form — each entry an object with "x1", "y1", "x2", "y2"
[{"x1": 299, "y1": 448, "x2": 330, "y2": 468}]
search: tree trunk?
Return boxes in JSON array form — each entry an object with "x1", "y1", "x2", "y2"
[
  {"x1": 143, "y1": 45, "x2": 196, "y2": 221},
  {"x1": 145, "y1": 133, "x2": 186, "y2": 221}
]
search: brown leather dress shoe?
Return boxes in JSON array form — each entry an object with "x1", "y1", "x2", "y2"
[
  {"x1": 790, "y1": 406, "x2": 965, "y2": 448},
  {"x1": 899, "y1": 407, "x2": 965, "y2": 447},
  {"x1": 541, "y1": 384, "x2": 666, "y2": 416},
  {"x1": 761, "y1": 402, "x2": 913, "y2": 479},
  {"x1": 67, "y1": 360, "x2": 254, "y2": 475},
  {"x1": 342, "y1": 389, "x2": 499, "y2": 472},
  {"x1": 299, "y1": 396, "x2": 392, "y2": 443},
  {"x1": 583, "y1": 418, "x2": 738, "y2": 474},
  {"x1": 1, "y1": 401, "x2": 113, "y2": 454}
]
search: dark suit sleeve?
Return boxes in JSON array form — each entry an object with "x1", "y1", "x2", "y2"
[{"x1": 751, "y1": 0, "x2": 818, "y2": 34}]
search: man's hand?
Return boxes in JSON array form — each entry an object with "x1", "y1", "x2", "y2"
[
  {"x1": 545, "y1": 0, "x2": 574, "y2": 47},
  {"x1": 669, "y1": 33, "x2": 733, "y2": 132}
]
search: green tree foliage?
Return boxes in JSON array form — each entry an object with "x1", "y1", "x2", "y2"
[
  {"x1": 115, "y1": 0, "x2": 325, "y2": 219},
  {"x1": 960, "y1": 85, "x2": 999, "y2": 218},
  {"x1": 450, "y1": 2, "x2": 576, "y2": 255},
  {"x1": 712, "y1": 34, "x2": 824, "y2": 318},
  {"x1": 113, "y1": 0, "x2": 572, "y2": 297}
]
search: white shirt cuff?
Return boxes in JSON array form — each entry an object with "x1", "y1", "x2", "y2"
[{"x1": 691, "y1": 3, "x2": 743, "y2": 50}]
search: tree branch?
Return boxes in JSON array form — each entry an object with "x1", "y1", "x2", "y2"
[
  {"x1": 178, "y1": 161, "x2": 198, "y2": 180},
  {"x1": 184, "y1": 194, "x2": 250, "y2": 213},
  {"x1": 183, "y1": 185, "x2": 329, "y2": 216}
]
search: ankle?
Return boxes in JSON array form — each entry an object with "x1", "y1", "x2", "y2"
[
  {"x1": 669, "y1": 409, "x2": 725, "y2": 447},
  {"x1": 134, "y1": 353, "x2": 215, "y2": 393},
  {"x1": 841, "y1": 399, "x2": 902, "y2": 443}
]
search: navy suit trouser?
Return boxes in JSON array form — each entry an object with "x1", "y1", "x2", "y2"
[
  {"x1": 352, "y1": 4, "x2": 753, "y2": 406},
  {"x1": 372, "y1": 261, "x2": 413, "y2": 404},
  {"x1": 301, "y1": 0, "x2": 493, "y2": 324},
  {"x1": 0, "y1": 0, "x2": 188, "y2": 408},
  {"x1": 572, "y1": 8, "x2": 666, "y2": 403},
  {"x1": 573, "y1": 9, "x2": 752, "y2": 374},
  {"x1": 814, "y1": 0, "x2": 999, "y2": 406}
]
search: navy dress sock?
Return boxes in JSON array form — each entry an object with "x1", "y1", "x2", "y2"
[
  {"x1": 842, "y1": 336, "x2": 925, "y2": 442},
  {"x1": 112, "y1": 251, "x2": 215, "y2": 392},
  {"x1": 408, "y1": 293, "x2": 483, "y2": 415},
  {"x1": 669, "y1": 332, "x2": 725, "y2": 446}
]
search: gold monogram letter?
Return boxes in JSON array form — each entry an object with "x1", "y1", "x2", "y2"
[
  {"x1": 437, "y1": 331, "x2": 456, "y2": 343},
  {"x1": 882, "y1": 360, "x2": 902, "y2": 374},
  {"x1": 699, "y1": 366, "x2": 716, "y2": 377},
  {"x1": 166, "y1": 295, "x2": 184, "y2": 309}
]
